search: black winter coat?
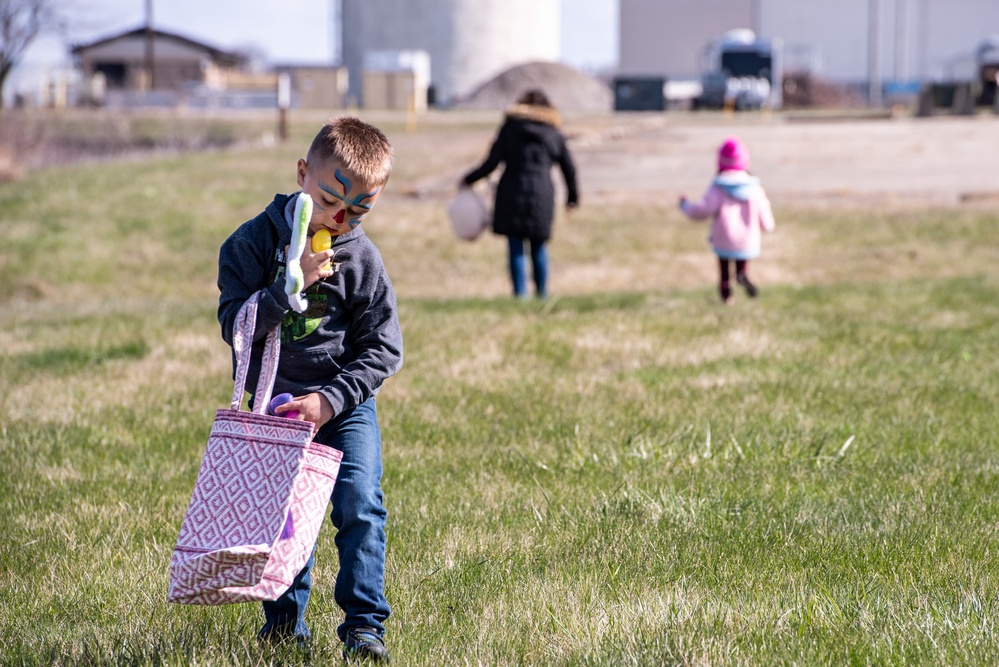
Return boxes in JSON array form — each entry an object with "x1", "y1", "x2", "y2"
[{"x1": 463, "y1": 104, "x2": 579, "y2": 242}]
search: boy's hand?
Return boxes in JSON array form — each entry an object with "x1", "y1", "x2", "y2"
[
  {"x1": 276, "y1": 392, "x2": 334, "y2": 428},
  {"x1": 289, "y1": 244, "x2": 336, "y2": 289}
]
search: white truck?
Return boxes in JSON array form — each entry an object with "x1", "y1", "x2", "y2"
[
  {"x1": 695, "y1": 29, "x2": 783, "y2": 111},
  {"x1": 977, "y1": 35, "x2": 999, "y2": 107}
]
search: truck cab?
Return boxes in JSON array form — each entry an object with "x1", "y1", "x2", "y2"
[{"x1": 696, "y1": 29, "x2": 783, "y2": 110}]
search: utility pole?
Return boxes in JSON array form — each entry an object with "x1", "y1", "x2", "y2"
[
  {"x1": 918, "y1": 0, "x2": 929, "y2": 82},
  {"x1": 895, "y1": 0, "x2": 908, "y2": 83},
  {"x1": 331, "y1": 0, "x2": 343, "y2": 65},
  {"x1": 145, "y1": 0, "x2": 155, "y2": 90},
  {"x1": 869, "y1": 0, "x2": 882, "y2": 106}
]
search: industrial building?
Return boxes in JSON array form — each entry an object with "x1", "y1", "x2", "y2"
[
  {"x1": 340, "y1": 0, "x2": 561, "y2": 107},
  {"x1": 619, "y1": 0, "x2": 999, "y2": 94}
]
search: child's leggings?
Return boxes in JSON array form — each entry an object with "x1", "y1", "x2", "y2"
[
  {"x1": 718, "y1": 258, "x2": 748, "y2": 299},
  {"x1": 718, "y1": 258, "x2": 748, "y2": 285}
]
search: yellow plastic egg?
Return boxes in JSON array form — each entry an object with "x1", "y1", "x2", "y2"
[
  {"x1": 311, "y1": 228, "x2": 332, "y2": 252},
  {"x1": 312, "y1": 228, "x2": 332, "y2": 271}
]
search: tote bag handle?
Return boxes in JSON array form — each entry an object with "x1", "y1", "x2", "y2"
[{"x1": 230, "y1": 292, "x2": 281, "y2": 414}]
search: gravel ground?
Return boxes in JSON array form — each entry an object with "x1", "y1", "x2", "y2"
[
  {"x1": 398, "y1": 108, "x2": 999, "y2": 210},
  {"x1": 566, "y1": 111, "x2": 999, "y2": 208},
  {"x1": 454, "y1": 61, "x2": 613, "y2": 112}
]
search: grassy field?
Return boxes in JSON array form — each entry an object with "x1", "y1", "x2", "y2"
[{"x1": 1, "y1": 111, "x2": 998, "y2": 666}]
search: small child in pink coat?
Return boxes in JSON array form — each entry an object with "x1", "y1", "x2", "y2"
[{"x1": 679, "y1": 135, "x2": 775, "y2": 304}]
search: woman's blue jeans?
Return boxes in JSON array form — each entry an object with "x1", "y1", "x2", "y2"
[
  {"x1": 507, "y1": 236, "x2": 549, "y2": 298},
  {"x1": 258, "y1": 398, "x2": 389, "y2": 643}
]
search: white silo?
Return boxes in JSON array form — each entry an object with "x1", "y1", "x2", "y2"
[{"x1": 341, "y1": 0, "x2": 561, "y2": 107}]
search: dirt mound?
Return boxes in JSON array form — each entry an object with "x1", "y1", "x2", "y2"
[{"x1": 455, "y1": 61, "x2": 612, "y2": 112}]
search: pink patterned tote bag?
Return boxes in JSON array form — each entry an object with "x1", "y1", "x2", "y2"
[{"x1": 168, "y1": 293, "x2": 342, "y2": 605}]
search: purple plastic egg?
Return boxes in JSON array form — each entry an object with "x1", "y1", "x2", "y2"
[{"x1": 267, "y1": 392, "x2": 295, "y2": 416}]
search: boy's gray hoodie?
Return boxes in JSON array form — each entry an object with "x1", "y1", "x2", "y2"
[{"x1": 218, "y1": 192, "x2": 403, "y2": 416}]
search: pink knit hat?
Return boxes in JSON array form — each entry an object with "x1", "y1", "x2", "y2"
[{"x1": 718, "y1": 135, "x2": 750, "y2": 171}]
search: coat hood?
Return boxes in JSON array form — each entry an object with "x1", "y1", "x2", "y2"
[
  {"x1": 504, "y1": 103, "x2": 561, "y2": 128},
  {"x1": 712, "y1": 170, "x2": 761, "y2": 201}
]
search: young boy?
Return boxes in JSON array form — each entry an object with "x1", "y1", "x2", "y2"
[{"x1": 217, "y1": 116, "x2": 402, "y2": 663}]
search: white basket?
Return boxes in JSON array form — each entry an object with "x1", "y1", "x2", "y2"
[{"x1": 447, "y1": 188, "x2": 490, "y2": 241}]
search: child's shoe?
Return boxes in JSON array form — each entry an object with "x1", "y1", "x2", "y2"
[
  {"x1": 736, "y1": 273, "x2": 758, "y2": 298},
  {"x1": 343, "y1": 626, "x2": 390, "y2": 663},
  {"x1": 257, "y1": 621, "x2": 311, "y2": 650},
  {"x1": 719, "y1": 282, "x2": 733, "y2": 304}
]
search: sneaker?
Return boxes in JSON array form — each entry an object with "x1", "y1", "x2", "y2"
[
  {"x1": 257, "y1": 630, "x2": 311, "y2": 652},
  {"x1": 257, "y1": 620, "x2": 311, "y2": 650},
  {"x1": 736, "y1": 273, "x2": 758, "y2": 298},
  {"x1": 343, "y1": 626, "x2": 390, "y2": 663}
]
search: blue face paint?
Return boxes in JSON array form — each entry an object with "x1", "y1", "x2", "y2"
[
  {"x1": 334, "y1": 170, "x2": 352, "y2": 198},
  {"x1": 325, "y1": 168, "x2": 379, "y2": 229}
]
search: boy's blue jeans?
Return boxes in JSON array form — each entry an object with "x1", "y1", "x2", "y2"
[
  {"x1": 258, "y1": 398, "x2": 389, "y2": 643},
  {"x1": 507, "y1": 236, "x2": 549, "y2": 298}
]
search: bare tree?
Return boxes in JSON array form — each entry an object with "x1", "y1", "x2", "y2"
[{"x1": 0, "y1": 0, "x2": 63, "y2": 109}]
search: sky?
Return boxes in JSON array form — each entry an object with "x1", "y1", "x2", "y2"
[{"x1": 11, "y1": 0, "x2": 619, "y2": 96}]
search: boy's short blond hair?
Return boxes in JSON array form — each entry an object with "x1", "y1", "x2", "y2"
[{"x1": 306, "y1": 116, "x2": 394, "y2": 185}]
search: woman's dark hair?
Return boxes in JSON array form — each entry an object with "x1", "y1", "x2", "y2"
[{"x1": 518, "y1": 89, "x2": 553, "y2": 108}]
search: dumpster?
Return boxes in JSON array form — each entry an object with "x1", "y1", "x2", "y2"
[{"x1": 614, "y1": 76, "x2": 665, "y2": 111}]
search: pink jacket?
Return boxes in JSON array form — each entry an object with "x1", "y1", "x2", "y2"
[{"x1": 680, "y1": 171, "x2": 775, "y2": 259}]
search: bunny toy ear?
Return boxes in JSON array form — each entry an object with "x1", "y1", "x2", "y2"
[{"x1": 284, "y1": 193, "x2": 314, "y2": 313}]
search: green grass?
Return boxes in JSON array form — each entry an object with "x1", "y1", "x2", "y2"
[{"x1": 1, "y1": 111, "x2": 998, "y2": 665}]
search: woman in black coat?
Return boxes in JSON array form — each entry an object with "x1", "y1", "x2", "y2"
[{"x1": 461, "y1": 89, "x2": 579, "y2": 298}]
